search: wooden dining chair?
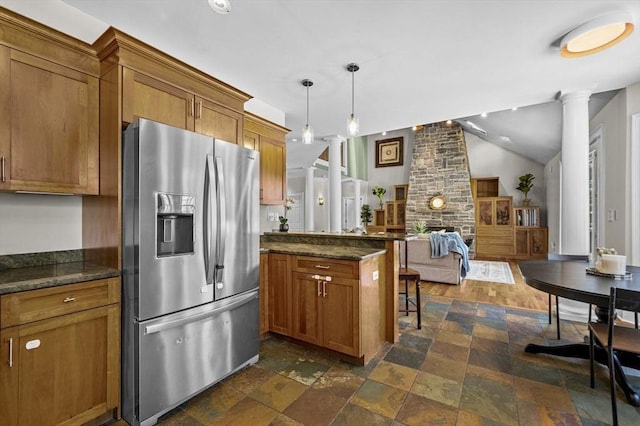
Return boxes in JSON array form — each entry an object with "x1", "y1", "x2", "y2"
[
  {"x1": 399, "y1": 241, "x2": 421, "y2": 329},
  {"x1": 546, "y1": 253, "x2": 589, "y2": 339},
  {"x1": 588, "y1": 286, "x2": 640, "y2": 426}
]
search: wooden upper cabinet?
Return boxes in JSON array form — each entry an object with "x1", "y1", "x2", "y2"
[
  {"x1": 122, "y1": 68, "x2": 194, "y2": 131},
  {"x1": 0, "y1": 46, "x2": 99, "y2": 194},
  {"x1": 244, "y1": 113, "x2": 289, "y2": 205},
  {"x1": 195, "y1": 97, "x2": 243, "y2": 143}
]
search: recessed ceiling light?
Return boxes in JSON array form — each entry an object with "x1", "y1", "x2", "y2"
[
  {"x1": 560, "y1": 12, "x2": 634, "y2": 57},
  {"x1": 291, "y1": 138, "x2": 297, "y2": 142},
  {"x1": 480, "y1": 113, "x2": 487, "y2": 118},
  {"x1": 382, "y1": 131, "x2": 387, "y2": 136},
  {"x1": 511, "y1": 107, "x2": 518, "y2": 111},
  {"x1": 208, "y1": 0, "x2": 231, "y2": 14}
]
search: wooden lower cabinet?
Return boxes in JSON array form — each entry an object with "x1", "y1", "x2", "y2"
[
  {"x1": 259, "y1": 253, "x2": 269, "y2": 337},
  {"x1": 269, "y1": 253, "x2": 383, "y2": 364},
  {"x1": 514, "y1": 227, "x2": 548, "y2": 258},
  {"x1": 268, "y1": 253, "x2": 292, "y2": 335},
  {"x1": 0, "y1": 278, "x2": 120, "y2": 426}
]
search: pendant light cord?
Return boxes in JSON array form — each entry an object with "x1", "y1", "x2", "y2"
[
  {"x1": 306, "y1": 83, "x2": 310, "y2": 125},
  {"x1": 351, "y1": 69, "x2": 355, "y2": 116}
]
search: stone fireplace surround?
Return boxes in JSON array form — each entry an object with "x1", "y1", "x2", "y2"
[{"x1": 405, "y1": 122, "x2": 476, "y2": 257}]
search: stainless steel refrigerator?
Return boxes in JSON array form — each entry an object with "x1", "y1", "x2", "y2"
[{"x1": 121, "y1": 118, "x2": 260, "y2": 426}]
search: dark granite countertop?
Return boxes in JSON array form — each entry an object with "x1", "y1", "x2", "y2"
[
  {"x1": 0, "y1": 261, "x2": 121, "y2": 295},
  {"x1": 262, "y1": 231, "x2": 415, "y2": 242},
  {"x1": 260, "y1": 242, "x2": 385, "y2": 260}
]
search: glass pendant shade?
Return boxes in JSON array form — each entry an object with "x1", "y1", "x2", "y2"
[
  {"x1": 346, "y1": 63, "x2": 360, "y2": 136},
  {"x1": 301, "y1": 79, "x2": 314, "y2": 144},
  {"x1": 302, "y1": 124, "x2": 314, "y2": 145},
  {"x1": 347, "y1": 114, "x2": 359, "y2": 136}
]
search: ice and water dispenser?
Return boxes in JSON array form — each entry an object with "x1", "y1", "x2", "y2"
[{"x1": 156, "y1": 193, "x2": 195, "y2": 257}]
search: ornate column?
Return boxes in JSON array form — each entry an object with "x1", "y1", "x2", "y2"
[
  {"x1": 326, "y1": 135, "x2": 345, "y2": 233},
  {"x1": 305, "y1": 166, "x2": 315, "y2": 231}
]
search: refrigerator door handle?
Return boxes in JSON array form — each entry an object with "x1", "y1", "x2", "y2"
[
  {"x1": 144, "y1": 291, "x2": 258, "y2": 335},
  {"x1": 204, "y1": 154, "x2": 215, "y2": 285},
  {"x1": 214, "y1": 155, "x2": 227, "y2": 285}
]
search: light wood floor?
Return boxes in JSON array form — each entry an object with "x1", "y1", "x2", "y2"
[{"x1": 421, "y1": 260, "x2": 549, "y2": 312}]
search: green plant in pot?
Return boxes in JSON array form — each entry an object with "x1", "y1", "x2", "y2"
[
  {"x1": 360, "y1": 204, "x2": 372, "y2": 232},
  {"x1": 372, "y1": 185, "x2": 386, "y2": 210},
  {"x1": 516, "y1": 173, "x2": 535, "y2": 206}
]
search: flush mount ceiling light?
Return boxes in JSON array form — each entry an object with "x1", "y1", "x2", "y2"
[
  {"x1": 301, "y1": 79, "x2": 314, "y2": 145},
  {"x1": 560, "y1": 12, "x2": 634, "y2": 57},
  {"x1": 346, "y1": 63, "x2": 360, "y2": 136},
  {"x1": 208, "y1": 0, "x2": 231, "y2": 14}
]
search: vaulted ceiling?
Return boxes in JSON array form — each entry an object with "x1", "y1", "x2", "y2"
[{"x1": 3, "y1": 0, "x2": 639, "y2": 165}]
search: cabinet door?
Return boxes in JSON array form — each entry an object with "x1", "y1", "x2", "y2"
[
  {"x1": 260, "y1": 136, "x2": 286, "y2": 205},
  {"x1": 268, "y1": 254, "x2": 292, "y2": 335},
  {"x1": 0, "y1": 48, "x2": 99, "y2": 194},
  {"x1": 292, "y1": 272, "x2": 322, "y2": 346},
  {"x1": 322, "y1": 277, "x2": 359, "y2": 356},
  {"x1": 514, "y1": 229, "x2": 529, "y2": 256},
  {"x1": 244, "y1": 130, "x2": 260, "y2": 151},
  {"x1": 0, "y1": 328, "x2": 19, "y2": 426},
  {"x1": 530, "y1": 228, "x2": 548, "y2": 256},
  {"x1": 122, "y1": 67, "x2": 194, "y2": 130},
  {"x1": 0, "y1": 305, "x2": 119, "y2": 426},
  {"x1": 195, "y1": 97, "x2": 243, "y2": 144}
]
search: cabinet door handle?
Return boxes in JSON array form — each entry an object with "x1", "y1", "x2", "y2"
[
  {"x1": 8, "y1": 338, "x2": 13, "y2": 367},
  {"x1": 317, "y1": 280, "x2": 321, "y2": 297},
  {"x1": 190, "y1": 98, "x2": 195, "y2": 117},
  {"x1": 322, "y1": 281, "x2": 327, "y2": 297},
  {"x1": 1, "y1": 156, "x2": 5, "y2": 182},
  {"x1": 314, "y1": 265, "x2": 330, "y2": 270},
  {"x1": 63, "y1": 296, "x2": 76, "y2": 303},
  {"x1": 197, "y1": 101, "x2": 203, "y2": 118}
]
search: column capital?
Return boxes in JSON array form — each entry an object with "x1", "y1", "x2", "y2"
[
  {"x1": 323, "y1": 135, "x2": 346, "y2": 145},
  {"x1": 559, "y1": 90, "x2": 592, "y2": 104}
]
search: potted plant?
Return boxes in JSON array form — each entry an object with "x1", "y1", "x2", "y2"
[
  {"x1": 372, "y1": 185, "x2": 387, "y2": 210},
  {"x1": 516, "y1": 173, "x2": 535, "y2": 206},
  {"x1": 360, "y1": 204, "x2": 372, "y2": 231},
  {"x1": 278, "y1": 196, "x2": 295, "y2": 232}
]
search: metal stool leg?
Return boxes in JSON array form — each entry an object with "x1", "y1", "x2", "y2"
[
  {"x1": 415, "y1": 278, "x2": 421, "y2": 329},
  {"x1": 548, "y1": 293, "x2": 552, "y2": 324},
  {"x1": 556, "y1": 296, "x2": 561, "y2": 340}
]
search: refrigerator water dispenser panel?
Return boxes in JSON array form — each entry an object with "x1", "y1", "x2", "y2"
[{"x1": 156, "y1": 193, "x2": 195, "y2": 257}]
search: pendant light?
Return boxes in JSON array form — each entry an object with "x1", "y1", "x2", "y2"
[
  {"x1": 301, "y1": 79, "x2": 314, "y2": 144},
  {"x1": 346, "y1": 63, "x2": 360, "y2": 136}
]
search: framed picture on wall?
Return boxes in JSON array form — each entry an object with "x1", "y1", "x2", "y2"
[{"x1": 375, "y1": 137, "x2": 403, "y2": 167}]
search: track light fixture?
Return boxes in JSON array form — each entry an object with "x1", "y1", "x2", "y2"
[
  {"x1": 208, "y1": 0, "x2": 231, "y2": 14},
  {"x1": 301, "y1": 79, "x2": 314, "y2": 144},
  {"x1": 346, "y1": 63, "x2": 360, "y2": 136}
]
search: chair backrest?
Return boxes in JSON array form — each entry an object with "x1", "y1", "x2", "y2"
[
  {"x1": 548, "y1": 253, "x2": 589, "y2": 262},
  {"x1": 610, "y1": 287, "x2": 640, "y2": 314}
]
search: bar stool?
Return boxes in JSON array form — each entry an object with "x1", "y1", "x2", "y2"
[{"x1": 399, "y1": 241, "x2": 421, "y2": 329}]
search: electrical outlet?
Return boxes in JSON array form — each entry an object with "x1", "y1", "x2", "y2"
[
  {"x1": 607, "y1": 209, "x2": 617, "y2": 222},
  {"x1": 268, "y1": 212, "x2": 275, "y2": 222},
  {"x1": 373, "y1": 271, "x2": 379, "y2": 280}
]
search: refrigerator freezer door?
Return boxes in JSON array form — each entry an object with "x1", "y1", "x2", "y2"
[
  {"x1": 135, "y1": 291, "x2": 259, "y2": 425},
  {"x1": 213, "y1": 141, "x2": 260, "y2": 300},
  {"x1": 123, "y1": 119, "x2": 215, "y2": 320}
]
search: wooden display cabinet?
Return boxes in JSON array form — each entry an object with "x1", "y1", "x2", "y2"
[
  {"x1": 475, "y1": 196, "x2": 514, "y2": 258},
  {"x1": 470, "y1": 177, "x2": 499, "y2": 199},
  {"x1": 393, "y1": 184, "x2": 409, "y2": 201},
  {"x1": 385, "y1": 201, "x2": 406, "y2": 231}
]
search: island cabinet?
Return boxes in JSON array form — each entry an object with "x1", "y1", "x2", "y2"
[
  {"x1": 0, "y1": 277, "x2": 121, "y2": 426},
  {"x1": 268, "y1": 253, "x2": 384, "y2": 365},
  {"x1": 0, "y1": 10, "x2": 100, "y2": 195},
  {"x1": 268, "y1": 253, "x2": 293, "y2": 335},
  {"x1": 259, "y1": 252, "x2": 269, "y2": 336},
  {"x1": 244, "y1": 113, "x2": 289, "y2": 205}
]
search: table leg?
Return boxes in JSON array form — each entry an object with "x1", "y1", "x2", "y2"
[{"x1": 525, "y1": 343, "x2": 640, "y2": 407}]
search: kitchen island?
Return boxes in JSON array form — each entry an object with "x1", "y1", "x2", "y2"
[{"x1": 261, "y1": 231, "x2": 414, "y2": 347}]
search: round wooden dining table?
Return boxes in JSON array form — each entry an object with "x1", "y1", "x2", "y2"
[{"x1": 518, "y1": 259, "x2": 640, "y2": 407}]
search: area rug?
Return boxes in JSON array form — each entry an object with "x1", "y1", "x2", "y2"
[{"x1": 466, "y1": 260, "x2": 515, "y2": 284}]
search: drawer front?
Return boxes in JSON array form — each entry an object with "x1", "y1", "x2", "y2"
[
  {"x1": 1, "y1": 277, "x2": 120, "y2": 328},
  {"x1": 295, "y1": 256, "x2": 359, "y2": 279}
]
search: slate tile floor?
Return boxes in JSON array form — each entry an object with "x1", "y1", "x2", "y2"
[{"x1": 112, "y1": 296, "x2": 640, "y2": 425}]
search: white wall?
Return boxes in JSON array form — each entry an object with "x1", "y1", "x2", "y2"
[
  {"x1": 466, "y1": 132, "x2": 547, "y2": 213},
  {"x1": 0, "y1": 193, "x2": 82, "y2": 255},
  {"x1": 365, "y1": 128, "x2": 414, "y2": 208},
  {"x1": 590, "y1": 90, "x2": 628, "y2": 252}
]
